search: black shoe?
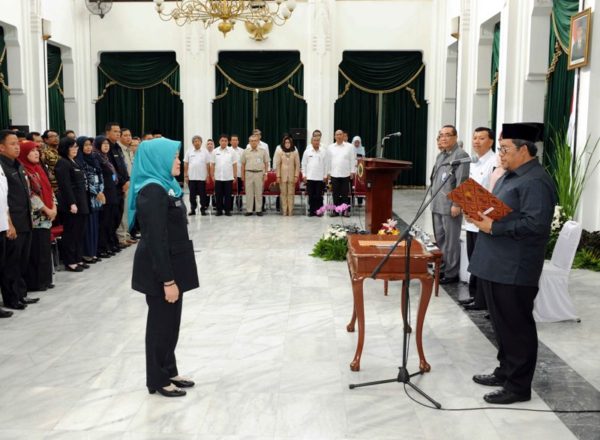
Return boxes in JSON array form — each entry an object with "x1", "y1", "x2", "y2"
[
  {"x1": 112, "y1": 247, "x2": 122, "y2": 253},
  {"x1": 5, "y1": 303, "x2": 26, "y2": 310},
  {"x1": 170, "y1": 378, "x2": 195, "y2": 388},
  {"x1": 473, "y1": 374, "x2": 504, "y2": 387},
  {"x1": 65, "y1": 265, "x2": 84, "y2": 272},
  {"x1": 308, "y1": 213, "x2": 316, "y2": 217},
  {"x1": 225, "y1": 211, "x2": 232, "y2": 216},
  {"x1": 458, "y1": 298, "x2": 474, "y2": 305},
  {"x1": 21, "y1": 297, "x2": 40, "y2": 305},
  {"x1": 464, "y1": 304, "x2": 486, "y2": 311},
  {"x1": 99, "y1": 252, "x2": 111, "y2": 259},
  {"x1": 82, "y1": 256, "x2": 95, "y2": 264},
  {"x1": 244, "y1": 212, "x2": 254, "y2": 216},
  {"x1": 200, "y1": 210, "x2": 207, "y2": 216},
  {"x1": 256, "y1": 212, "x2": 263, "y2": 217},
  {"x1": 439, "y1": 276, "x2": 459, "y2": 285},
  {"x1": 484, "y1": 313, "x2": 490, "y2": 319},
  {"x1": 188, "y1": 211, "x2": 196, "y2": 216},
  {"x1": 216, "y1": 212, "x2": 223, "y2": 216},
  {"x1": 483, "y1": 388, "x2": 530, "y2": 404},
  {"x1": 148, "y1": 386, "x2": 186, "y2": 397},
  {"x1": 47, "y1": 284, "x2": 55, "y2": 289},
  {"x1": 0, "y1": 308, "x2": 13, "y2": 318},
  {"x1": 78, "y1": 263, "x2": 90, "y2": 269}
]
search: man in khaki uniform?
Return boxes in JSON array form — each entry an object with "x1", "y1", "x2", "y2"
[{"x1": 241, "y1": 135, "x2": 269, "y2": 217}]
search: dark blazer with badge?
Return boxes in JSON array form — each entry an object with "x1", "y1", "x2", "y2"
[
  {"x1": 55, "y1": 157, "x2": 90, "y2": 215},
  {"x1": 0, "y1": 155, "x2": 32, "y2": 233},
  {"x1": 132, "y1": 183, "x2": 199, "y2": 296}
]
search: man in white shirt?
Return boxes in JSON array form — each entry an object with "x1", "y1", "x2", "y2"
[
  {"x1": 230, "y1": 134, "x2": 245, "y2": 211},
  {"x1": 327, "y1": 129, "x2": 356, "y2": 216},
  {"x1": 210, "y1": 134, "x2": 237, "y2": 216},
  {"x1": 184, "y1": 135, "x2": 211, "y2": 216},
  {"x1": 463, "y1": 127, "x2": 497, "y2": 310},
  {"x1": 302, "y1": 135, "x2": 328, "y2": 216},
  {"x1": 0, "y1": 163, "x2": 13, "y2": 317}
]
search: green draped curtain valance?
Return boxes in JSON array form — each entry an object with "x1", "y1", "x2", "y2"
[
  {"x1": 334, "y1": 51, "x2": 427, "y2": 186},
  {"x1": 490, "y1": 22, "x2": 500, "y2": 138},
  {"x1": 544, "y1": 0, "x2": 579, "y2": 168},
  {"x1": 0, "y1": 26, "x2": 10, "y2": 129},
  {"x1": 95, "y1": 52, "x2": 183, "y2": 147},
  {"x1": 212, "y1": 51, "x2": 306, "y2": 156},
  {"x1": 47, "y1": 44, "x2": 65, "y2": 134}
]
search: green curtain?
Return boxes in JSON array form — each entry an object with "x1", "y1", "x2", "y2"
[
  {"x1": 95, "y1": 52, "x2": 183, "y2": 143},
  {"x1": 0, "y1": 27, "x2": 10, "y2": 129},
  {"x1": 490, "y1": 22, "x2": 500, "y2": 138},
  {"x1": 543, "y1": 0, "x2": 579, "y2": 168},
  {"x1": 47, "y1": 44, "x2": 65, "y2": 134},
  {"x1": 212, "y1": 51, "x2": 307, "y2": 156},
  {"x1": 334, "y1": 51, "x2": 428, "y2": 186}
]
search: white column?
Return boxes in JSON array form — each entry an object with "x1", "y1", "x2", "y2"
[{"x1": 454, "y1": 0, "x2": 474, "y2": 143}]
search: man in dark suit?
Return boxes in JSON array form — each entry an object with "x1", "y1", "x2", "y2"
[
  {"x1": 105, "y1": 122, "x2": 130, "y2": 249},
  {"x1": 468, "y1": 123, "x2": 556, "y2": 404},
  {"x1": 0, "y1": 160, "x2": 13, "y2": 318},
  {"x1": 0, "y1": 130, "x2": 39, "y2": 310}
]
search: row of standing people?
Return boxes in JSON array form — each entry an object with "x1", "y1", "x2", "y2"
[{"x1": 183, "y1": 129, "x2": 364, "y2": 217}]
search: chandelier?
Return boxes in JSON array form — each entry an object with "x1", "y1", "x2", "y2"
[{"x1": 153, "y1": 0, "x2": 297, "y2": 40}]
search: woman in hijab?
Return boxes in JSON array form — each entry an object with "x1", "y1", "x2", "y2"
[
  {"x1": 274, "y1": 135, "x2": 300, "y2": 216},
  {"x1": 352, "y1": 136, "x2": 366, "y2": 158},
  {"x1": 18, "y1": 141, "x2": 57, "y2": 290},
  {"x1": 129, "y1": 137, "x2": 199, "y2": 398},
  {"x1": 94, "y1": 136, "x2": 120, "y2": 258},
  {"x1": 55, "y1": 136, "x2": 90, "y2": 272},
  {"x1": 76, "y1": 136, "x2": 105, "y2": 263}
]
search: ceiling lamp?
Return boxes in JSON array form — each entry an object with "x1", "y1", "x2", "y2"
[{"x1": 153, "y1": 0, "x2": 296, "y2": 39}]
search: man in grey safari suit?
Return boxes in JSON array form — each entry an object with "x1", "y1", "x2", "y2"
[{"x1": 430, "y1": 125, "x2": 470, "y2": 284}]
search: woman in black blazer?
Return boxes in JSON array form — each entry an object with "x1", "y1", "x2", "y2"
[
  {"x1": 55, "y1": 137, "x2": 90, "y2": 272},
  {"x1": 94, "y1": 136, "x2": 120, "y2": 258},
  {"x1": 128, "y1": 137, "x2": 199, "y2": 398}
]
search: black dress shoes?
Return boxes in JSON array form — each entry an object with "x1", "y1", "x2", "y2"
[
  {"x1": 78, "y1": 263, "x2": 90, "y2": 269},
  {"x1": 200, "y1": 210, "x2": 207, "y2": 216},
  {"x1": 244, "y1": 212, "x2": 254, "y2": 216},
  {"x1": 65, "y1": 265, "x2": 83, "y2": 272},
  {"x1": 47, "y1": 283, "x2": 55, "y2": 289},
  {"x1": 5, "y1": 302, "x2": 26, "y2": 310},
  {"x1": 0, "y1": 308, "x2": 13, "y2": 318},
  {"x1": 148, "y1": 386, "x2": 186, "y2": 397},
  {"x1": 256, "y1": 212, "x2": 263, "y2": 217},
  {"x1": 458, "y1": 298, "x2": 474, "y2": 305},
  {"x1": 188, "y1": 210, "x2": 196, "y2": 216},
  {"x1": 439, "y1": 276, "x2": 459, "y2": 285},
  {"x1": 483, "y1": 388, "x2": 530, "y2": 404},
  {"x1": 464, "y1": 304, "x2": 486, "y2": 311},
  {"x1": 170, "y1": 378, "x2": 195, "y2": 388},
  {"x1": 473, "y1": 374, "x2": 504, "y2": 387},
  {"x1": 225, "y1": 211, "x2": 232, "y2": 216},
  {"x1": 21, "y1": 297, "x2": 39, "y2": 305}
]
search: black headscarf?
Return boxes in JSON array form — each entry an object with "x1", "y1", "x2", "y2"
[
  {"x1": 75, "y1": 136, "x2": 101, "y2": 171},
  {"x1": 94, "y1": 135, "x2": 117, "y2": 177}
]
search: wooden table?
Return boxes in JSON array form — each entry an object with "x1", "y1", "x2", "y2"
[{"x1": 346, "y1": 234, "x2": 441, "y2": 372}]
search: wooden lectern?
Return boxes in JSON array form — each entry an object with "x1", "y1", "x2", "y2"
[{"x1": 357, "y1": 158, "x2": 412, "y2": 233}]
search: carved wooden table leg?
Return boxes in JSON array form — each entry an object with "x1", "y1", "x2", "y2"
[
  {"x1": 350, "y1": 278, "x2": 365, "y2": 371},
  {"x1": 416, "y1": 277, "x2": 433, "y2": 372}
]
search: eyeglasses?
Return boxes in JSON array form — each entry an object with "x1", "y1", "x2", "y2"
[
  {"x1": 438, "y1": 133, "x2": 455, "y2": 138},
  {"x1": 499, "y1": 145, "x2": 519, "y2": 154}
]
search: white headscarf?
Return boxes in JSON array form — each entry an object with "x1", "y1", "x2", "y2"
[{"x1": 352, "y1": 136, "x2": 366, "y2": 156}]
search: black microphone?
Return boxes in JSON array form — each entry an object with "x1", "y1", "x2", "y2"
[{"x1": 440, "y1": 156, "x2": 473, "y2": 167}]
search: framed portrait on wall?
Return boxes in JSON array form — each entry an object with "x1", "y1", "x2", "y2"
[{"x1": 568, "y1": 8, "x2": 592, "y2": 70}]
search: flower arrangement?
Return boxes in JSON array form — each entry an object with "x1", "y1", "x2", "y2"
[
  {"x1": 310, "y1": 224, "x2": 364, "y2": 261},
  {"x1": 378, "y1": 218, "x2": 399, "y2": 235},
  {"x1": 546, "y1": 205, "x2": 571, "y2": 258},
  {"x1": 316, "y1": 203, "x2": 351, "y2": 217}
]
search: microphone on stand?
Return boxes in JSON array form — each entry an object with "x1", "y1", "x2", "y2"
[
  {"x1": 440, "y1": 156, "x2": 474, "y2": 167},
  {"x1": 383, "y1": 132, "x2": 402, "y2": 138}
]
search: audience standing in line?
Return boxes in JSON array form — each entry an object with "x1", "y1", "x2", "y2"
[{"x1": 274, "y1": 135, "x2": 300, "y2": 216}]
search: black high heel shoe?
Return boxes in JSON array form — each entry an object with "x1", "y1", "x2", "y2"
[
  {"x1": 148, "y1": 386, "x2": 186, "y2": 397},
  {"x1": 170, "y1": 378, "x2": 195, "y2": 388}
]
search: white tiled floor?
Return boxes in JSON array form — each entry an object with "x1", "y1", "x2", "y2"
[{"x1": 0, "y1": 189, "x2": 596, "y2": 439}]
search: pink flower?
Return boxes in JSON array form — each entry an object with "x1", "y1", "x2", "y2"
[
  {"x1": 316, "y1": 206, "x2": 326, "y2": 215},
  {"x1": 335, "y1": 203, "x2": 350, "y2": 213}
]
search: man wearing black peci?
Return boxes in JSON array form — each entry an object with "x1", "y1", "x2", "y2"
[
  {"x1": 105, "y1": 122, "x2": 130, "y2": 249},
  {"x1": 467, "y1": 122, "x2": 556, "y2": 405}
]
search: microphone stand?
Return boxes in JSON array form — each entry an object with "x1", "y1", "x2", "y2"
[{"x1": 348, "y1": 162, "x2": 462, "y2": 410}]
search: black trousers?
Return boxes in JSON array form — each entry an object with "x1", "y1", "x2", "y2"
[
  {"x1": 25, "y1": 228, "x2": 52, "y2": 291},
  {"x1": 331, "y1": 176, "x2": 351, "y2": 207},
  {"x1": 214, "y1": 180, "x2": 232, "y2": 214},
  {"x1": 480, "y1": 279, "x2": 538, "y2": 395},
  {"x1": 307, "y1": 180, "x2": 325, "y2": 215},
  {"x1": 99, "y1": 204, "x2": 120, "y2": 252},
  {"x1": 188, "y1": 180, "x2": 202, "y2": 213},
  {"x1": 61, "y1": 213, "x2": 87, "y2": 265},
  {"x1": 0, "y1": 230, "x2": 31, "y2": 307},
  {"x1": 0, "y1": 231, "x2": 5, "y2": 276},
  {"x1": 466, "y1": 231, "x2": 486, "y2": 308},
  {"x1": 145, "y1": 293, "x2": 182, "y2": 389}
]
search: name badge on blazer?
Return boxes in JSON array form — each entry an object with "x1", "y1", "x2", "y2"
[{"x1": 175, "y1": 200, "x2": 182, "y2": 207}]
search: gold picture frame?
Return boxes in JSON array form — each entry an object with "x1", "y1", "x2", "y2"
[{"x1": 568, "y1": 8, "x2": 592, "y2": 70}]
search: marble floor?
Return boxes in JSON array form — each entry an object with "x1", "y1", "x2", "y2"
[{"x1": 0, "y1": 190, "x2": 599, "y2": 440}]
